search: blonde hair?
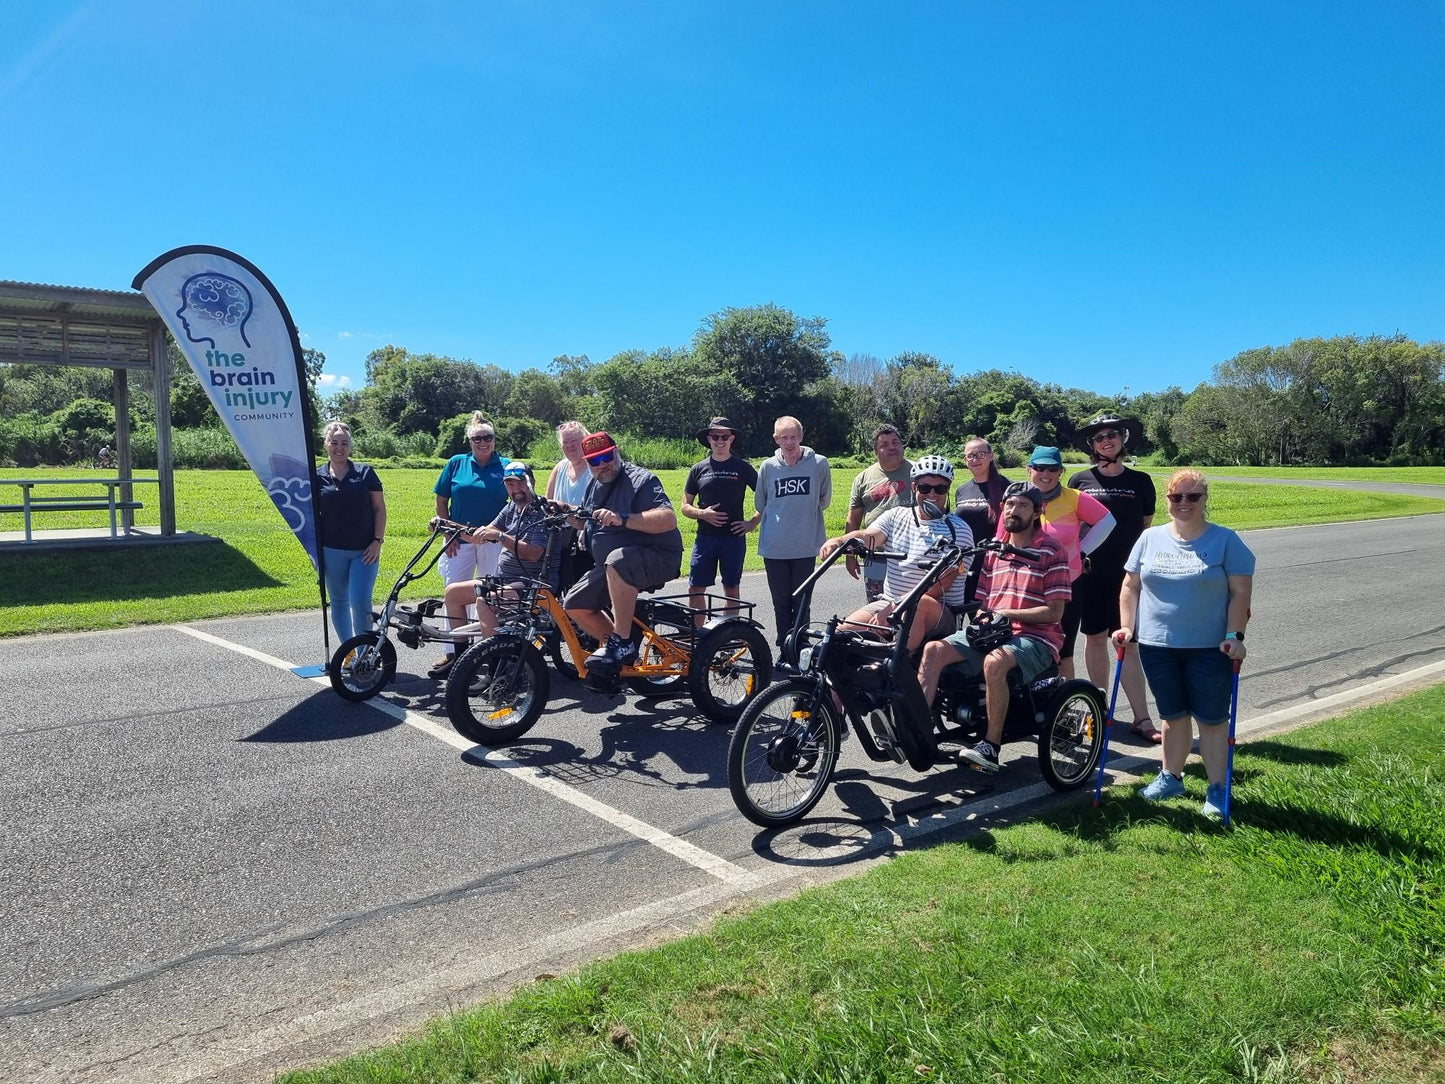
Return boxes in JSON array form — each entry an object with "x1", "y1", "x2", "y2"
[
  {"x1": 556, "y1": 420, "x2": 586, "y2": 442},
  {"x1": 1167, "y1": 468, "x2": 1208, "y2": 494},
  {"x1": 322, "y1": 421, "x2": 352, "y2": 443},
  {"x1": 773, "y1": 415, "x2": 803, "y2": 438},
  {"x1": 465, "y1": 411, "x2": 495, "y2": 440}
]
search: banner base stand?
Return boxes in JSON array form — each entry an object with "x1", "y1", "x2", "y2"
[{"x1": 292, "y1": 663, "x2": 327, "y2": 678}]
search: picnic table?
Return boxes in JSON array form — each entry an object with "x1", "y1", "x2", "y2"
[{"x1": 0, "y1": 477, "x2": 158, "y2": 542}]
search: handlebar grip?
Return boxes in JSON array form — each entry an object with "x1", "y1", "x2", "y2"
[
  {"x1": 871, "y1": 550, "x2": 907, "y2": 561},
  {"x1": 1002, "y1": 544, "x2": 1043, "y2": 560}
]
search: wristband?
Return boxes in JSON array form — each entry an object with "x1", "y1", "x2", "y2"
[
  {"x1": 1226, "y1": 631, "x2": 1245, "y2": 643},
  {"x1": 373, "y1": 536, "x2": 383, "y2": 543}
]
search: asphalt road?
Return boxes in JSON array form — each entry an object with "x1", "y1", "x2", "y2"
[{"x1": 3, "y1": 511, "x2": 1444, "y2": 1084}]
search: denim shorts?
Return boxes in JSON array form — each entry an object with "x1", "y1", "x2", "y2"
[
  {"x1": 1137, "y1": 644, "x2": 1233, "y2": 725},
  {"x1": 689, "y1": 533, "x2": 746, "y2": 588},
  {"x1": 939, "y1": 632, "x2": 1058, "y2": 684}
]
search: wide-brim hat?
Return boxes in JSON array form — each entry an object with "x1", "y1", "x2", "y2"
[
  {"x1": 695, "y1": 416, "x2": 741, "y2": 447},
  {"x1": 1075, "y1": 414, "x2": 1142, "y2": 453}
]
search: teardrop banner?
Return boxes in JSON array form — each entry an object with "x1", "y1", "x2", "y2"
[{"x1": 133, "y1": 246, "x2": 320, "y2": 565}]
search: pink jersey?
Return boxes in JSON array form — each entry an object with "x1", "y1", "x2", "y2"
[{"x1": 996, "y1": 487, "x2": 1109, "y2": 581}]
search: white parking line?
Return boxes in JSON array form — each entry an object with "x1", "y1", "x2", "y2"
[{"x1": 171, "y1": 624, "x2": 754, "y2": 885}]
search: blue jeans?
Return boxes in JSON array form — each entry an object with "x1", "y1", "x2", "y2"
[{"x1": 324, "y1": 546, "x2": 381, "y2": 642}]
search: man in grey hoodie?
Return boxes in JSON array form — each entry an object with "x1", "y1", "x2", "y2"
[{"x1": 754, "y1": 415, "x2": 832, "y2": 659}]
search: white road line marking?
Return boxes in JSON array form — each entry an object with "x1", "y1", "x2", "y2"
[{"x1": 171, "y1": 624, "x2": 753, "y2": 884}]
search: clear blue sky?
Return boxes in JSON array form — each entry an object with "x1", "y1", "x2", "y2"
[{"x1": 4, "y1": 1, "x2": 1441, "y2": 399}]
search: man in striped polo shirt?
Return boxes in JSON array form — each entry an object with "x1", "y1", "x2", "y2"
[{"x1": 918, "y1": 482, "x2": 1072, "y2": 772}]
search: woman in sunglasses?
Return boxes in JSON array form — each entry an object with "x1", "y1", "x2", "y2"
[
  {"x1": 430, "y1": 411, "x2": 511, "y2": 677},
  {"x1": 1115, "y1": 469, "x2": 1255, "y2": 818}
]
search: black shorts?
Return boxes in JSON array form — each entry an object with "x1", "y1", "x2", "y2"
[
  {"x1": 1072, "y1": 564, "x2": 1126, "y2": 636},
  {"x1": 563, "y1": 546, "x2": 682, "y2": 611}
]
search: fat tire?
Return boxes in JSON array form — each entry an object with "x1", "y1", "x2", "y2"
[
  {"x1": 1037, "y1": 678, "x2": 1106, "y2": 790},
  {"x1": 446, "y1": 638, "x2": 550, "y2": 745},
  {"x1": 688, "y1": 622, "x2": 773, "y2": 724},
  {"x1": 329, "y1": 633, "x2": 397, "y2": 702},
  {"x1": 727, "y1": 678, "x2": 839, "y2": 828}
]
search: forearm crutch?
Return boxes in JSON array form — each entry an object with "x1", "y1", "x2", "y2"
[
  {"x1": 1223, "y1": 657, "x2": 1242, "y2": 827},
  {"x1": 1092, "y1": 641, "x2": 1127, "y2": 806}
]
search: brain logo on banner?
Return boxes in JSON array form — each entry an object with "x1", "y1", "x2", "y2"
[{"x1": 177, "y1": 273, "x2": 254, "y2": 348}]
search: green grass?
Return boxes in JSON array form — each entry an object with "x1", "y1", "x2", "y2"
[
  {"x1": 2, "y1": 467, "x2": 1442, "y2": 637},
  {"x1": 1144, "y1": 465, "x2": 1445, "y2": 485},
  {"x1": 278, "y1": 686, "x2": 1445, "y2": 1083}
]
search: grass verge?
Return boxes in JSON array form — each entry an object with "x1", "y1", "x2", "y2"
[
  {"x1": 279, "y1": 685, "x2": 1445, "y2": 1083},
  {"x1": 2, "y1": 468, "x2": 1442, "y2": 637}
]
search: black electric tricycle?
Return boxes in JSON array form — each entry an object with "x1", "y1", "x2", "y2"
[{"x1": 726, "y1": 536, "x2": 1106, "y2": 828}]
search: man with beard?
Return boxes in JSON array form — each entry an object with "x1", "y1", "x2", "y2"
[
  {"x1": 819, "y1": 455, "x2": 973, "y2": 652},
  {"x1": 919, "y1": 482, "x2": 1072, "y2": 772},
  {"x1": 561, "y1": 431, "x2": 683, "y2": 678},
  {"x1": 844, "y1": 423, "x2": 913, "y2": 602}
]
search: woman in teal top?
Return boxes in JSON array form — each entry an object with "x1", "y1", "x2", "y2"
[
  {"x1": 430, "y1": 411, "x2": 509, "y2": 676},
  {"x1": 1115, "y1": 468, "x2": 1254, "y2": 818}
]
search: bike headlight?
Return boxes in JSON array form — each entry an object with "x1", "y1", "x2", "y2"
[{"x1": 798, "y1": 646, "x2": 814, "y2": 670}]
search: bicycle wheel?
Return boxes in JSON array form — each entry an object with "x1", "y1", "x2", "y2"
[
  {"x1": 1037, "y1": 679, "x2": 1105, "y2": 790},
  {"x1": 727, "y1": 678, "x2": 840, "y2": 828},
  {"x1": 446, "y1": 639, "x2": 551, "y2": 744},
  {"x1": 329, "y1": 633, "x2": 397, "y2": 702},
  {"x1": 688, "y1": 621, "x2": 773, "y2": 724},
  {"x1": 625, "y1": 618, "x2": 689, "y2": 696}
]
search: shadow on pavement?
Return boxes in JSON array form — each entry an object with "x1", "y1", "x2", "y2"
[
  {"x1": 0, "y1": 542, "x2": 281, "y2": 607},
  {"x1": 240, "y1": 690, "x2": 403, "y2": 742}
]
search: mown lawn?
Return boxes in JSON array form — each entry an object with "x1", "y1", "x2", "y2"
[
  {"x1": 2, "y1": 466, "x2": 1442, "y2": 637},
  {"x1": 278, "y1": 685, "x2": 1445, "y2": 1083}
]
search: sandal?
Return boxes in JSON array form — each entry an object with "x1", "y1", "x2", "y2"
[{"x1": 1130, "y1": 718, "x2": 1163, "y2": 744}]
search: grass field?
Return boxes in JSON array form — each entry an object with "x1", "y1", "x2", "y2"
[
  {"x1": 277, "y1": 685, "x2": 1445, "y2": 1084},
  {"x1": 1149, "y1": 465, "x2": 1445, "y2": 485},
  {"x1": 2, "y1": 466, "x2": 1442, "y2": 637}
]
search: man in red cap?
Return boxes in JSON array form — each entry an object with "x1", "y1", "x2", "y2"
[{"x1": 562, "y1": 431, "x2": 684, "y2": 680}]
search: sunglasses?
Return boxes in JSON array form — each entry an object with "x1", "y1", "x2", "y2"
[
  {"x1": 1090, "y1": 430, "x2": 1121, "y2": 442},
  {"x1": 586, "y1": 451, "x2": 616, "y2": 465},
  {"x1": 470, "y1": 434, "x2": 495, "y2": 443},
  {"x1": 1029, "y1": 464, "x2": 1061, "y2": 473},
  {"x1": 707, "y1": 433, "x2": 733, "y2": 441},
  {"x1": 1167, "y1": 491, "x2": 1205, "y2": 504},
  {"x1": 914, "y1": 482, "x2": 950, "y2": 495}
]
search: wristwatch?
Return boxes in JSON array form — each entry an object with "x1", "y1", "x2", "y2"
[
  {"x1": 1225, "y1": 631, "x2": 1245, "y2": 642},
  {"x1": 373, "y1": 536, "x2": 383, "y2": 543}
]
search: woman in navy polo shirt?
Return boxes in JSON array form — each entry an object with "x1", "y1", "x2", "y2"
[
  {"x1": 315, "y1": 421, "x2": 387, "y2": 643},
  {"x1": 431, "y1": 411, "x2": 510, "y2": 674}
]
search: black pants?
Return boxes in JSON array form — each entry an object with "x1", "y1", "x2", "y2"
[{"x1": 764, "y1": 556, "x2": 816, "y2": 648}]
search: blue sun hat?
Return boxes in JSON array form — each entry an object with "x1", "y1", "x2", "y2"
[{"x1": 1027, "y1": 445, "x2": 1063, "y2": 469}]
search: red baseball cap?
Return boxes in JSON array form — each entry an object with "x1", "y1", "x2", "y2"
[{"x1": 581, "y1": 431, "x2": 617, "y2": 459}]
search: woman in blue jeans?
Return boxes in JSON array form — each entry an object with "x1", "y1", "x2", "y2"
[
  {"x1": 315, "y1": 421, "x2": 387, "y2": 643},
  {"x1": 1114, "y1": 468, "x2": 1253, "y2": 818}
]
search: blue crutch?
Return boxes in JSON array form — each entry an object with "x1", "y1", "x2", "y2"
[
  {"x1": 1092, "y1": 640, "x2": 1127, "y2": 806},
  {"x1": 1223, "y1": 657, "x2": 1242, "y2": 827}
]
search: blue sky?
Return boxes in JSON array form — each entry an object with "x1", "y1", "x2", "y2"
[{"x1": 4, "y1": 1, "x2": 1441, "y2": 399}]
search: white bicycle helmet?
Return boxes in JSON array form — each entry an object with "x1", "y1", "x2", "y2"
[{"x1": 910, "y1": 454, "x2": 955, "y2": 482}]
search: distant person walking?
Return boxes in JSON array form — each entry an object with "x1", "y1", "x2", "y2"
[
  {"x1": 755, "y1": 415, "x2": 831, "y2": 660},
  {"x1": 1069, "y1": 414, "x2": 1159, "y2": 741},
  {"x1": 681, "y1": 417, "x2": 759, "y2": 623},
  {"x1": 845, "y1": 424, "x2": 912, "y2": 602},
  {"x1": 431, "y1": 411, "x2": 509, "y2": 676},
  {"x1": 1117, "y1": 468, "x2": 1254, "y2": 818},
  {"x1": 315, "y1": 421, "x2": 387, "y2": 644}
]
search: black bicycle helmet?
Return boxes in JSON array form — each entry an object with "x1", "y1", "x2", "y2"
[{"x1": 1075, "y1": 413, "x2": 1142, "y2": 454}]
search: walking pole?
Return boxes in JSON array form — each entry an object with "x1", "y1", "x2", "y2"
[
  {"x1": 1223, "y1": 657, "x2": 1242, "y2": 827},
  {"x1": 1092, "y1": 640, "x2": 1127, "y2": 806}
]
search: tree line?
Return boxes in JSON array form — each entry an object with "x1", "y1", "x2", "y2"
[{"x1": 1, "y1": 303, "x2": 1440, "y2": 468}]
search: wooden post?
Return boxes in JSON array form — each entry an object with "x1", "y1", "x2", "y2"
[
  {"x1": 113, "y1": 367, "x2": 134, "y2": 532},
  {"x1": 152, "y1": 322, "x2": 176, "y2": 535}
]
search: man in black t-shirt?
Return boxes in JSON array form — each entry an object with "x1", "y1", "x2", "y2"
[
  {"x1": 681, "y1": 416, "x2": 760, "y2": 623},
  {"x1": 1069, "y1": 414, "x2": 1159, "y2": 740}
]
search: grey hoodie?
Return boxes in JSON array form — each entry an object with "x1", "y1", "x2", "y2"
[{"x1": 754, "y1": 446, "x2": 832, "y2": 559}]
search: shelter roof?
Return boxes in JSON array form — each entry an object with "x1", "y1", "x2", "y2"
[{"x1": 0, "y1": 279, "x2": 160, "y2": 368}]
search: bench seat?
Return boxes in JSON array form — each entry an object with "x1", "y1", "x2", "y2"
[{"x1": 1, "y1": 500, "x2": 144, "y2": 514}]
